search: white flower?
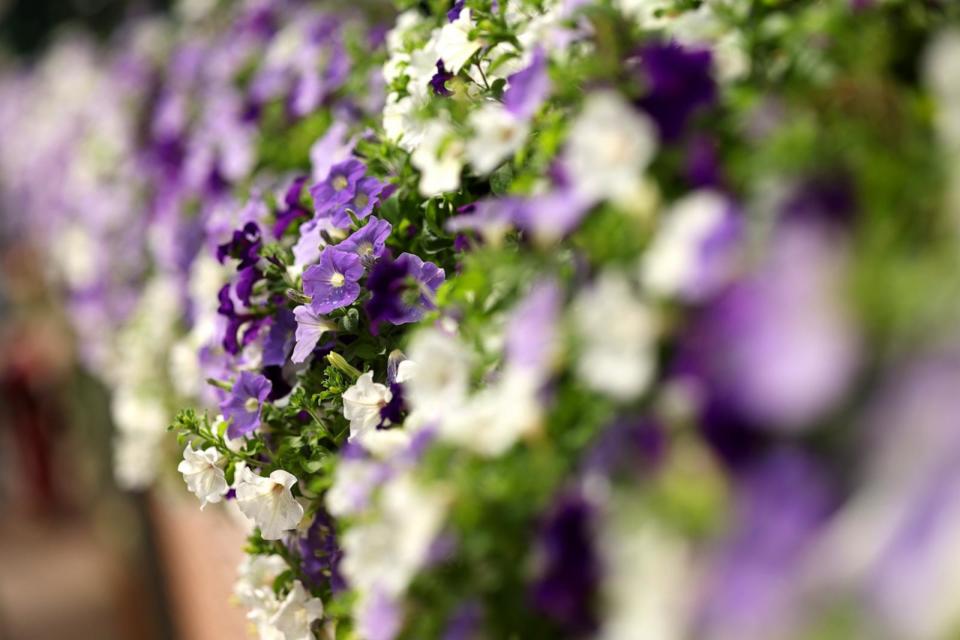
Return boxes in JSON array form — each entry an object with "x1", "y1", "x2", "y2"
[
  {"x1": 395, "y1": 359, "x2": 419, "y2": 384},
  {"x1": 596, "y1": 501, "x2": 692, "y2": 640},
  {"x1": 341, "y1": 474, "x2": 449, "y2": 598},
  {"x1": 342, "y1": 372, "x2": 393, "y2": 442},
  {"x1": 466, "y1": 103, "x2": 530, "y2": 174},
  {"x1": 177, "y1": 444, "x2": 229, "y2": 509},
  {"x1": 269, "y1": 580, "x2": 324, "y2": 640},
  {"x1": 235, "y1": 467, "x2": 305, "y2": 540},
  {"x1": 641, "y1": 190, "x2": 730, "y2": 300},
  {"x1": 435, "y1": 9, "x2": 481, "y2": 73},
  {"x1": 410, "y1": 119, "x2": 465, "y2": 196},
  {"x1": 565, "y1": 91, "x2": 657, "y2": 205},
  {"x1": 383, "y1": 94, "x2": 428, "y2": 152},
  {"x1": 573, "y1": 272, "x2": 657, "y2": 401},
  {"x1": 234, "y1": 554, "x2": 287, "y2": 639},
  {"x1": 404, "y1": 329, "x2": 472, "y2": 419},
  {"x1": 439, "y1": 368, "x2": 542, "y2": 457}
]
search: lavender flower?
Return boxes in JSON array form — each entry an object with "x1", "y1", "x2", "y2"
[
  {"x1": 505, "y1": 279, "x2": 561, "y2": 377},
  {"x1": 292, "y1": 304, "x2": 336, "y2": 364},
  {"x1": 504, "y1": 47, "x2": 550, "y2": 120},
  {"x1": 311, "y1": 158, "x2": 365, "y2": 218},
  {"x1": 303, "y1": 247, "x2": 365, "y2": 314},
  {"x1": 220, "y1": 372, "x2": 273, "y2": 438},
  {"x1": 337, "y1": 218, "x2": 393, "y2": 265},
  {"x1": 332, "y1": 175, "x2": 390, "y2": 228}
]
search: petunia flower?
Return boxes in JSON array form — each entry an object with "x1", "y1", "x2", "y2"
[
  {"x1": 504, "y1": 47, "x2": 551, "y2": 120},
  {"x1": 217, "y1": 221, "x2": 262, "y2": 269},
  {"x1": 220, "y1": 372, "x2": 273, "y2": 438},
  {"x1": 336, "y1": 218, "x2": 392, "y2": 265},
  {"x1": 365, "y1": 252, "x2": 445, "y2": 331},
  {"x1": 310, "y1": 158, "x2": 366, "y2": 217},
  {"x1": 465, "y1": 103, "x2": 530, "y2": 174},
  {"x1": 177, "y1": 444, "x2": 229, "y2": 509},
  {"x1": 331, "y1": 175, "x2": 389, "y2": 228},
  {"x1": 342, "y1": 372, "x2": 393, "y2": 442},
  {"x1": 269, "y1": 580, "x2": 325, "y2": 640},
  {"x1": 235, "y1": 466, "x2": 305, "y2": 540},
  {"x1": 303, "y1": 247, "x2": 364, "y2": 314},
  {"x1": 634, "y1": 41, "x2": 716, "y2": 142},
  {"x1": 435, "y1": 9, "x2": 480, "y2": 73},
  {"x1": 291, "y1": 304, "x2": 336, "y2": 364}
]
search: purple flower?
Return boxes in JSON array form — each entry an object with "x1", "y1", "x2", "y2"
[
  {"x1": 505, "y1": 279, "x2": 560, "y2": 377},
  {"x1": 262, "y1": 308, "x2": 296, "y2": 366},
  {"x1": 531, "y1": 489, "x2": 600, "y2": 635},
  {"x1": 220, "y1": 372, "x2": 272, "y2": 438},
  {"x1": 357, "y1": 590, "x2": 402, "y2": 640},
  {"x1": 310, "y1": 159, "x2": 365, "y2": 217},
  {"x1": 291, "y1": 304, "x2": 335, "y2": 364},
  {"x1": 504, "y1": 47, "x2": 550, "y2": 119},
  {"x1": 293, "y1": 216, "x2": 341, "y2": 269},
  {"x1": 365, "y1": 253, "x2": 445, "y2": 332},
  {"x1": 217, "y1": 222, "x2": 262, "y2": 269},
  {"x1": 337, "y1": 218, "x2": 393, "y2": 265},
  {"x1": 234, "y1": 265, "x2": 262, "y2": 307},
  {"x1": 297, "y1": 511, "x2": 345, "y2": 592},
  {"x1": 635, "y1": 42, "x2": 716, "y2": 141},
  {"x1": 695, "y1": 450, "x2": 834, "y2": 640},
  {"x1": 331, "y1": 176, "x2": 389, "y2": 227},
  {"x1": 303, "y1": 247, "x2": 364, "y2": 314},
  {"x1": 674, "y1": 222, "x2": 859, "y2": 458},
  {"x1": 430, "y1": 61, "x2": 455, "y2": 97},
  {"x1": 273, "y1": 176, "x2": 311, "y2": 238},
  {"x1": 515, "y1": 188, "x2": 593, "y2": 245}
]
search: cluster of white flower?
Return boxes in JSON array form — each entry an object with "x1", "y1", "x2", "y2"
[
  {"x1": 179, "y1": 440, "x2": 305, "y2": 540},
  {"x1": 235, "y1": 555, "x2": 325, "y2": 640}
]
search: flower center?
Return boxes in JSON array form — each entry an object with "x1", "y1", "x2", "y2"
[
  {"x1": 358, "y1": 242, "x2": 373, "y2": 257},
  {"x1": 332, "y1": 175, "x2": 348, "y2": 191},
  {"x1": 354, "y1": 192, "x2": 369, "y2": 209},
  {"x1": 330, "y1": 271, "x2": 345, "y2": 287},
  {"x1": 244, "y1": 397, "x2": 260, "y2": 412}
]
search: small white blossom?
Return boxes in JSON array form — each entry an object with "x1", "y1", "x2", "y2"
[
  {"x1": 269, "y1": 580, "x2": 325, "y2": 640},
  {"x1": 435, "y1": 9, "x2": 481, "y2": 73},
  {"x1": 235, "y1": 467, "x2": 305, "y2": 540},
  {"x1": 177, "y1": 444, "x2": 229, "y2": 509},
  {"x1": 641, "y1": 190, "x2": 731, "y2": 300},
  {"x1": 342, "y1": 372, "x2": 393, "y2": 442},
  {"x1": 411, "y1": 120, "x2": 465, "y2": 196},
  {"x1": 597, "y1": 503, "x2": 692, "y2": 640},
  {"x1": 439, "y1": 369, "x2": 542, "y2": 457},
  {"x1": 466, "y1": 103, "x2": 530, "y2": 174},
  {"x1": 404, "y1": 329, "x2": 472, "y2": 419},
  {"x1": 341, "y1": 474, "x2": 449, "y2": 597},
  {"x1": 573, "y1": 272, "x2": 657, "y2": 401},
  {"x1": 234, "y1": 554, "x2": 287, "y2": 635},
  {"x1": 565, "y1": 91, "x2": 657, "y2": 206}
]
